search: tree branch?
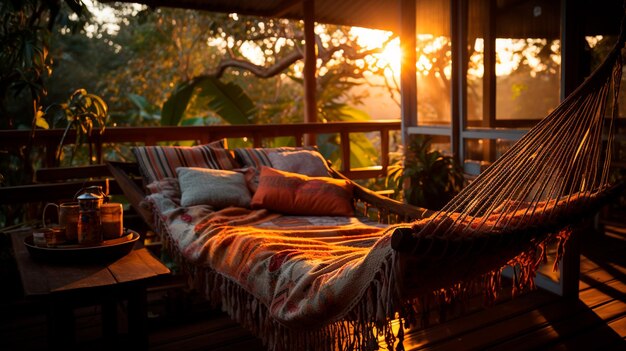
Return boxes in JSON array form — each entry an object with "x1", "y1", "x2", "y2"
[{"x1": 205, "y1": 49, "x2": 303, "y2": 78}]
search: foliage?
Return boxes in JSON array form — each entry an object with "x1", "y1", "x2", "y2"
[
  {"x1": 0, "y1": 1, "x2": 93, "y2": 229},
  {"x1": 126, "y1": 93, "x2": 161, "y2": 123},
  {"x1": 388, "y1": 135, "x2": 466, "y2": 210},
  {"x1": 162, "y1": 76, "x2": 255, "y2": 126},
  {"x1": 98, "y1": 9, "x2": 385, "y2": 122},
  {"x1": 0, "y1": 0, "x2": 92, "y2": 195},
  {"x1": 44, "y1": 88, "x2": 108, "y2": 166},
  {"x1": 98, "y1": 8, "x2": 231, "y2": 123},
  {"x1": 107, "y1": 9, "x2": 383, "y2": 165},
  {"x1": 0, "y1": 0, "x2": 90, "y2": 129}
]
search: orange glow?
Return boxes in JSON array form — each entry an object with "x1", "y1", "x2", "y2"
[{"x1": 350, "y1": 27, "x2": 401, "y2": 78}]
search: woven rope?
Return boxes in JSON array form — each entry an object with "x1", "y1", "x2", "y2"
[{"x1": 399, "y1": 11, "x2": 626, "y2": 256}]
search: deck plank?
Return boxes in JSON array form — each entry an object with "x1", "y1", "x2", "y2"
[
  {"x1": 550, "y1": 315, "x2": 626, "y2": 350},
  {"x1": 2, "y1": 223, "x2": 625, "y2": 351},
  {"x1": 395, "y1": 290, "x2": 558, "y2": 350},
  {"x1": 485, "y1": 299, "x2": 626, "y2": 351}
]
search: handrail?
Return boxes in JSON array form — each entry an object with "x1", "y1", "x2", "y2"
[
  {"x1": 0, "y1": 121, "x2": 401, "y2": 204},
  {"x1": 0, "y1": 121, "x2": 400, "y2": 175}
]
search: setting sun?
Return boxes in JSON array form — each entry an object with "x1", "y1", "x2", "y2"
[{"x1": 350, "y1": 27, "x2": 401, "y2": 78}]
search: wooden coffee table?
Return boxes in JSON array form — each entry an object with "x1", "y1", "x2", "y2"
[{"x1": 11, "y1": 229, "x2": 170, "y2": 350}]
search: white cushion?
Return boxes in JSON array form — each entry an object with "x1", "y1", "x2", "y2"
[{"x1": 176, "y1": 167, "x2": 251, "y2": 208}]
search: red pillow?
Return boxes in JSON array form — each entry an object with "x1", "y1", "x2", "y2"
[{"x1": 251, "y1": 166, "x2": 354, "y2": 216}]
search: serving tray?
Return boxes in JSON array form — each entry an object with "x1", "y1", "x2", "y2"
[{"x1": 24, "y1": 230, "x2": 140, "y2": 262}]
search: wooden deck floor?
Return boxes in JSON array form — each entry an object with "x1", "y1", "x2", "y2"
[{"x1": 1, "y1": 224, "x2": 625, "y2": 350}]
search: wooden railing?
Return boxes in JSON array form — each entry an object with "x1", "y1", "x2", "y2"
[{"x1": 0, "y1": 121, "x2": 401, "y2": 205}]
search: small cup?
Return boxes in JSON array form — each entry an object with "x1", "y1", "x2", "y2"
[
  {"x1": 32, "y1": 226, "x2": 65, "y2": 247},
  {"x1": 32, "y1": 228, "x2": 52, "y2": 247}
]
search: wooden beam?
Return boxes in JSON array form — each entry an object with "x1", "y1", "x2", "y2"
[
  {"x1": 560, "y1": 0, "x2": 585, "y2": 100},
  {"x1": 0, "y1": 122, "x2": 402, "y2": 148},
  {"x1": 399, "y1": 0, "x2": 417, "y2": 147},
  {"x1": 303, "y1": 0, "x2": 317, "y2": 146},
  {"x1": 450, "y1": 0, "x2": 468, "y2": 163},
  {"x1": 271, "y1": 0, "x2": 303, "y2": 18},
  {"x1": 0, "y1": 179, "x2": 126, "y2": 205},
  {"x1": 483, "y1": 0, "x2": 497, "y2": 162},
  {"x1": 557, "y1": 0, "x2": 584, "y2": 299}
]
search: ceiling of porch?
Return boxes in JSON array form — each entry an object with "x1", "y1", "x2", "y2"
[{"x1": 106, "y1": 0, "x2": 623, "y2": 38}]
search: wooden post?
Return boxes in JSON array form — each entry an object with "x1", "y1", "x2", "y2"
[
  {"x1": 560, "y1": 227, "x2": 581, "y2": 298},
  {"x1": 483, "y1": 0, "x2": 497, "y2": 162},
  {"x1": 560, "y1": 0, "x2": 585, "y2": 99},
  {"x1": 303, "y1": 0, "x2": 317, "y2": 146},
  {"x1": 450, "y1": 0, "x2": 468, "y2": 164},
  {"x1": 399, "y1": 0, "x2": 417, "y2": 148},
  {"x1": 559, "y1": 0, "x2": 583, "y2": 299}
]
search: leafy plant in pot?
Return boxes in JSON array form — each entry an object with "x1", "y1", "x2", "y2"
[
  {"x1": 387, "y1": 135, "x2": 466, "y2": 211},
  {"x1": 44, "y1": 89, "x2": 108, "y2": 166}
]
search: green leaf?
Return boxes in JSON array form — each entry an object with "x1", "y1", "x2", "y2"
[
  {"x1": 161, "y1": 81, "x2": 196, "y2": 126},
  {"x1": 127, "y1": 93, "x2": 161, "y2": 121},
  {"x1": 349, "y1": 134, "x2": 378, "y2": 168},
  {"x1": 162, "y1": 76, "x2": 256, "y2": 127},
  {"x1": 180, "y1": 117, "x2": 206, "y2": 126},
  {"x1": 196, "y1": 76, "x2": 255, "y2": 125},
  {"x1": 127, "y1": 93, "x2": 151, "y2": 111},
  {"x1": 336, "y1": 105, "x2": 371, "y2": 122}
]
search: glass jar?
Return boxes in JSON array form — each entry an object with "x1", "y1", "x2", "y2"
[{"x1": 101, "y1": 203, "x2": 123, "y2": 240}]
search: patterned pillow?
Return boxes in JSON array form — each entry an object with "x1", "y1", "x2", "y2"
[
  {"x1": 268, "y1": 149, "x2": 331, "y2": 177},
  {"x1": 250, "y1": 166, "x2": 354, "y2": 216},
  {"x1": 176, "y1": 167, "x2": 251, "y2": 208},
  {"x1": 233, "y1": 146, "x2": 316, "y2": 169},
  {"x1": 132, "y1": 140, "x2": 238, "y2": 184}
]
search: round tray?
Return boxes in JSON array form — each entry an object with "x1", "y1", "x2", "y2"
[{"x1": 24, "y1": 230, "x2": 140, "y2": 262}]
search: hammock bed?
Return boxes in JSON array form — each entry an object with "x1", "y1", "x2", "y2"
[
  {"x1": 390, "y1": 12, "x2": 626, "y2": 296},
  {"x1": 110, "y1": 12, "x2": 625, "y2": 351}
]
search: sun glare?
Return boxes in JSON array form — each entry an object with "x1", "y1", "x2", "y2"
[
  {"x1": 83, "y1": 0, "x2": 144, "y2": 36},
  {"x1": 350, "y1": 27, "x2": 401, "y2": 77}
]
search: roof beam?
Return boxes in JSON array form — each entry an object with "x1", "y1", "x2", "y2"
[{"x1": 270, "y1": 0, "x2": 305, "y2": 18}]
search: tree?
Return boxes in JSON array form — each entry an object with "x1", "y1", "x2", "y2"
[
  {"x1": 0, "y1": 0, "x2": 91, "y2": 184},
  {"x1": 94, "y1": 8, "x2": 393, "y2": 167}
]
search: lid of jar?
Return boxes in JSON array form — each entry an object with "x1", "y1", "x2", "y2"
[
  {"x1": 77, "y1": 192, "x2": 103, "y2": 201},
  {"x1": 76, "y1": 186, "x2": 104, "y2": 201}
]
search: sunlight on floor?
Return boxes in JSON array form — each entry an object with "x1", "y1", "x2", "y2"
[{"x1": 374, "y1": 317, "x2": 435, "y2": 351}]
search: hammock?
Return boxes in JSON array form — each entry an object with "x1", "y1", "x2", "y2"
[{"x1": 391, "y1": 13, "x2": 626, "y2": 298}]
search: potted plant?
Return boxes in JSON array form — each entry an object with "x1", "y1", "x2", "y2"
[
  {"x1": 387, "y1": 135, "x2": 466, "y2": 210},
  {"x1": 44, "y1": 88, "x2": 108, "y2": 166}
]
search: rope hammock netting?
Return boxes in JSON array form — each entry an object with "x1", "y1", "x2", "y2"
[{"x1": 391, "y1": 8, "x2": 626, "y2": 297}]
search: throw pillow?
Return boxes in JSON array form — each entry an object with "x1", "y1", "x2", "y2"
[
  {"x1": 233, "y1": 146, "x2": 316, "y2": 169},
  {"x1": 176, "y1": 167, "x2": 252, "y2": 208},
  {"x1": 250, "y1": 166, "x2": 354, "y2": 216},
  {"x1": 268, "y1": 149, "x2": 331, "y2": 177},
  {"x1": 146, "y1": 177, "x2": 181, "y2": 203},
  {"x1": 132, "y1": 139, "x2": 238, "y2": 183},
  {"x1": 233, "y1": 167, "x2": 259, "y2": 193}
]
